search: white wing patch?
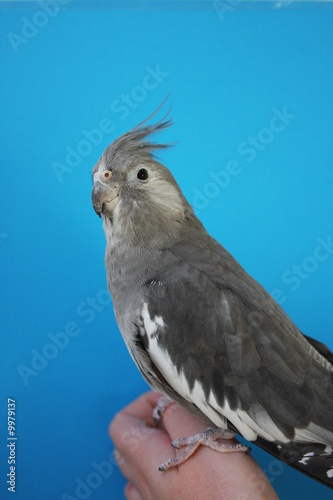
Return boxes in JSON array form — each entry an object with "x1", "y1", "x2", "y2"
[
  {"x1": 140, "y1": 305, "x2": 332, "y2": 450},
  {"x1": 208, "y1": 392, "x2": 293, "y2": 443},
  {"x1": 141, "y1": 303, "x2": 227, "y2": 425},
  {"x1": 141, "y1": 304, "x2": 290, "y2": 444},
  {"x1": 294, "y1": 422, "x2": 333, "y2": 446},
  {"x1": 208, "y1": 393, "x2": 256, "y2": 441},
  {"x1": 298, "y1": 452, "x2": 315, "y2": 465},
  {"x1": 207, "y1": 394, "x2": 332, "y2": 446},
  {"x1": 141, "y1": 302, "x2": 192, "y2": 401},
  {"x1": 148, "y1": 341, "x2": 193, "y2": 403},
  {"x1": 142, "y1": 302, "x2": 165, "y2": 338},
  {"x1": 190, "y1": 381, "x2": 228, "y2": 430}
]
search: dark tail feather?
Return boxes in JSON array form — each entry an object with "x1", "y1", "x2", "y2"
[
  {"x1": 252, "y1": 334, "x2": 333, "y2": 489},
  {"x1": 253, "y1": 438, "x2": 333, "y2": 489}
]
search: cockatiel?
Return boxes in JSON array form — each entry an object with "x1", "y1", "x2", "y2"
[{"x1": 91, "y1": 100, "x2": 333, "y2": 489}]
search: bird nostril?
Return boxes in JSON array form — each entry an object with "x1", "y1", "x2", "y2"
[{"x1": 104, "y1": 171, "x2": 111, "y2": 179}]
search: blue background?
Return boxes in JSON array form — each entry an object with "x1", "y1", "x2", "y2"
[{"x1": 1, "y1": 1, "x2": 333, "y2": 499}]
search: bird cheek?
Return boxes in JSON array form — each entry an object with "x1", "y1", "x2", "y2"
[{"x1": 104, "y1": 195, "x2": 120, "y2": 217}]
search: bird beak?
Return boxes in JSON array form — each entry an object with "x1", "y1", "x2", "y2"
[
  {"x1": 91, "y1": 182, "x2": 104, "y2": 217},
  {"x1": 91, "y1": 171, "x2": 118, "y2": 218}
]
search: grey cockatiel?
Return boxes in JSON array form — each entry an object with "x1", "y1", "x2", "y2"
[{"x1": 91, "y1": 100, "x2": 333, "y2": 489}]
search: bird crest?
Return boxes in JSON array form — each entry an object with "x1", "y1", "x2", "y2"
[{"x1": 102, "y1": 95, "x2": 174, "y2": 165}]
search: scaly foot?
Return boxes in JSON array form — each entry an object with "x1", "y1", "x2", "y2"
[{"x1": 159, "y1": 426, "x2": 249, "y2": 471}]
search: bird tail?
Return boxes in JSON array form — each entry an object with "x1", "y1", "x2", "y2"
[
  {"x1": 254, "y1": 332, "x2": 333, "y2": 489},
  {"x1": 254, "y1": 437, "x2": 333, "y2": 489}
]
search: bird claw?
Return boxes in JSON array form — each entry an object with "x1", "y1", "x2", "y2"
[
  {"x1": 171, "y1": 427, "x2": 236, "y2": 448},
  {"x1": 152, "y1": 398, "x2": 249, "y2": 471},
  {"x1": 159, "y1": 426, "x2": 249, "y2": 471},
  {"x1": 153, "y1": 395, "x2": 173, "y2": 425}
]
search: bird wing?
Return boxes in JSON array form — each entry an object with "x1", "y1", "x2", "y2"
[
  {"x1": 129, "y1": 242, "x2": 333, "y2": 487},
  {"x1": 304, "y1": 334, "x2": 333, "y2": 365}
]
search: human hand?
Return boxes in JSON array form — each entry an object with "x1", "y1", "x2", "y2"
[{"x1": 109, "y1": 391, "x2": 278, "y2": 500}]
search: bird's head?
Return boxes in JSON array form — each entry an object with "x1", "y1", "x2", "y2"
[{"x1": 91, "y1": 101, "x2": 196, "y2": 247}]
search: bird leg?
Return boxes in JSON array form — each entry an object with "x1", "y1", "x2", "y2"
[
  {"x1": 159, "y1": 426, "x2": 249, "y2": 471},
  {"x1": 153, "y1": 396, "x2": 249, "y2": 471}
]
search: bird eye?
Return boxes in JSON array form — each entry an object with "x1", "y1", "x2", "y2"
[{"x1": 137, "y1": 168, "x2": 148, "y2": 181}]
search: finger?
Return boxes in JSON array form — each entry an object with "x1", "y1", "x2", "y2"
[
  {"x1": 109, "y1": 392, "x2": 184, "y2": 486},
  {"x1": 113, "y1": 449, "x2": 137, "y2": 486},
  {"x1": 111, "y1": 412, "x2": 178, "y2": 500},
  {"x1": 113, "y1": 390, "x2": 162, "y2": 424},
  {"x1": 110, "y1": 405, "x2": 174, "y2": 465},
  {"x1": 109, "y1": 391, "x2": 164, "y2": 464},
  {"x1": 124, "y1": 482, "x2": 143, "y2": 500}
]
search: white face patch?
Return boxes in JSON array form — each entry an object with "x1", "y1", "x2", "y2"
[
  {"x1": 327, "y1": 468, "x2": 333, "y2": 479},
  {"x1": 147, "y1": 176, "x2": 185, "y2": 223},
  {"x1": 103, "y1": 203, "x2": 123, "y2": 249}
]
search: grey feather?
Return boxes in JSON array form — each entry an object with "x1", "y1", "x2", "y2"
[{"x1": 91, "y1": 99, "x2": 333, "y2": 489}]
